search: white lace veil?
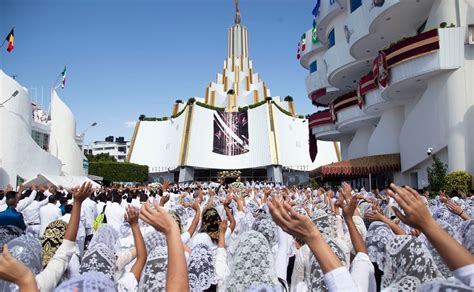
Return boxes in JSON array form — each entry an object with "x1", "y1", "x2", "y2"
[
  {"x1": 365, "y1": 221, "x2": 395, "y2": 271},
  {"x1": 54, "y1": 271, "x2": 115, "y2": 292},
  {"x1": 0, "y1": 234, "x2": 41, "y2": 292},
  {"x1": 139, "y1": 232, "x2": 168, "y2": 291},
  {"x1": 224, "y1": 231, "x2": 279, "y2": 291},
  {"x1": 188, "y1": 243, "x2": 218, "y2": 291},
  {"x1": 251, "y1": 214, "x2": 278, "y2": 248},
  {"x1": 381, "y1": 235, "x2": 443, "y2": 291}
]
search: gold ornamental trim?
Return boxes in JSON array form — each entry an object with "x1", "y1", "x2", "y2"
[{"x1": 127, "y1": 121, "x2": 141, "y2": 162}]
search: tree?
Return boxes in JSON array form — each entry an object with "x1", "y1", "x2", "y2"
[
  {"x1": 444, "y1": 171, "x2": 472, "y2": 196},
  {"x1": 85, "y1": 153, "x2": 117, "y2": 162},
  {"x1": 89, "y1": 162, "x2": 148, "y2": 183},
  {"x1": 427, "y1": 154, "x2": 447, "y2": 194}
]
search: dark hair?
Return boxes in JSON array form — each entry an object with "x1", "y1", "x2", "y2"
[
  {"x1": 59, "y1": 197, "x2": 68, "y2": 205},
  {"x1": 64, "y1": 204, "x2": 73, "y2": 214},
  {"x1": 112, "y1": 192, "x2": 122, "y2": 204},
  {"x1": 49, "y1": 195, "x2": 58, "y2": 203}
]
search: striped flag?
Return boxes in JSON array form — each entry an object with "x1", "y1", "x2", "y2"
[
  {"x1": 61, "y1": 66, "x2": 67, "y2": 88},
  {"x1": 5, "y1": 28, "x2": 14, "y2": 52}
]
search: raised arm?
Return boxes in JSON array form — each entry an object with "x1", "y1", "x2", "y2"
[
  {"x1": 387, "y1": 183, "x2": 474, "y2": 271},
  {"x1": 268, "y1": 199, "x2": 343, "y2": 273},
  {"x1": 64, "y1": 182, "x2": 91, "y2": 241},
  {"x1": 125, "y1": 206, "x2": 146, "y2": 281},
  {"x1": 365, "y1": 210, "x2": 406, "y2": 235},
  {"x1": 140, "y1": 201, "x2": 189, "y2": 292},
  {"x1": 223, "y1": 195, "x2": 236, "y2": 232},
  {"x1": 186, "y1": 199, "x2": 202, "y2": 237},
  {"x1": 340, "y1": 195, "x2": 367, "y2": 254}
]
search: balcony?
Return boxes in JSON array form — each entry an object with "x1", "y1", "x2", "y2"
[
  {"x1": 332, "y1": 91, "x2": 380, "y2": 132},
  {"x1": 299, "y1": 29, "x2": 326, "y2": 69},
  {"x1": 346, "y1": 0, "x2": 433, "y2": 60},
  {"x1": 305, "y1": 68, "x2": 339, "y2": 106},
  {"x1": 315, "y1": 0, "x2": 347, "y2": 45},
  {"x1": 309, "y1": 110, "x2": 341, "y2": 140},
  {"x1": 381, "y1": 27, "x2": 464, "y2": 100}
]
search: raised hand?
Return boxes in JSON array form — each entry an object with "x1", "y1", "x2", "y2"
[
  {"x1": 340, "y1": 194, "x2": 361, "y2": 219},
  {"x1": 386, "y1": 183, "x2": 432, "y2": 231},
  {"x1": 125, "y1": 206, "x2": 140, "y2": 226},
  {"x1": 365, "y1": 210, "x2": 385, "y2": 222},
  {"x1": 161, "y1": 180, "x2": 171, "y2": 193},
  {"x1": 0, "y1": 245, "x2": 38, "y2": 291},
  {"x1": 340, "y1": 182, "x2": 352, "y2": 203},
  {"x1": 73, "y1": 182, "x2": 92, "y2": 203},
  {"x1": 445, "y1": 200, "x2": 470, "y2": 220},
  {"x1": 268, "y1": 199, "x2": 317, "y2": 242},
  {"x1": 159, "y1": 193, "x2": 170, "y2": 207},
  {"x1": 140, "y1": 200, "x2": 178, "y2": 235}
]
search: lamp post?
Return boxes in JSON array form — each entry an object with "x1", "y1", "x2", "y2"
[
  {"x1": 0, "y1": 90, "x2": 19, "y2": 107},
  {"x1": 80, "y1": 122, "x2": 98, "y2": 137}
]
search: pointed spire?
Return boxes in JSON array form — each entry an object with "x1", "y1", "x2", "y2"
[{"x1": 235, "y1": 0, "x2": 241, "y2": 24}]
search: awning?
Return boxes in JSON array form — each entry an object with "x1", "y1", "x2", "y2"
[
  {"x1": 23, "y1": 174, "x2": 101, "y2": 189},
  {"x1": 311, "y1": 153, "x2": 401, "y2": 180}
]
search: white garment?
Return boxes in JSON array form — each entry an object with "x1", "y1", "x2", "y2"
[
  {"x1": 453, "y1": 264, "x2": 474, "y2": 287},
  {"x1": 0, "y1": 190, "x2": 38, "y2": 212},
  {"x1": 349, "y1": 252, "x2": 376, "y2": 292},
  {"x1": 275, "y1": 227, "x2": 292, "y2": 280},
  {"x1": 35, "y1": 239, "x2": 76, "y2": 292},
  {"x1": 39, "y1": 203, "x2": 62, "y2": 237},
  {"x1": 96, "y1": 201, "x2": 106, "y2": 215},
  {"x1": 117, "y1": 272, "x2": 138, "y2": 292},
  {"x1": 22, "y1": 196, "x2": 49, "y2": 225},
  {"x1": 323, "y1": 266, "x2": 358, "y2": 291},
  {"x1": 81, "y1": 197, "x2": 98, "y2": 236},
  {"x1": 291, "y1": 244, "x2": 310, "y2": 291},
  {"x1": 104, "y1": 202, "x2": 125, "y2": 233},
  {"x1": 215, "y1": 247, "x2": 229, "y2": 292}
]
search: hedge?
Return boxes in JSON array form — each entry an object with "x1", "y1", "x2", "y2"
[
  {"x1": 89, "y1": 162, "x2": 149, "y2": 183},
  {"x1": 195, "y1": 101, "x2": 225, "y2": 112},
  {"x1": 444, "y1": 171, "x2": 472, "y2": 196}
]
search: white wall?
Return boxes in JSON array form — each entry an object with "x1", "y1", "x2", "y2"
[
  {"x1": 49, "y1": 90, "x2": 86, "y2": 176},
  {"x1": 368, "y1": 106, "x2": 404, "y2": 155},
  {"x1": 0, "y1": 70, "x2": 62, "y2": 188},
  {"x1": 130, "y1": 111, "x2": 186, "y2": 171},
  {"x1": 347, "y1": 126, "x2": 374, "y2": 159}
]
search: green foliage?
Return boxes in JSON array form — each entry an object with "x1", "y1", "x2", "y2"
[
  {"x1": 272, "y1": 101, "x2": 295, "y2": 117},
  {"x1": 171, "y1": 105, "x2": 187, "y2": 118},
  {"x1": 89, "y1": 162, "x2": 149, "y2": 183},
  {"x1": 265, "y1": 97, "x2": 273, "y2": 102},
  {"x1": 309, "y1": 178, "x2": 319, "y2": 189},
  {"x1": 444, "y1": 171, "x2": 472, "y2": 196},
  {"x1": 427, "y1": 154, "x2": 447, "y2": 193},
  {"x1": 248, "y1": 100, "x2": 266, "y2": 109},
  {"x1": 175, "y1": 99, "x2": 183, "y2": 104},
  {"x1": 86, "y1": 153, "x2": 117, "y2": 162},
  {"x1": 284, "y1": 96, "x2": 293, "y2": 102},
  {"x1": 195, "y1": 101, "x2": 225, "y2": 112},
  {"x1": 187, "y1": 97, "x2": 196, "y2": 105},
  {"x1": 238, "y1": 106, "x2": 249, "y2": 112},
  {"x1": 138, "y1": 114, "x2": 145, "y2": 121}
]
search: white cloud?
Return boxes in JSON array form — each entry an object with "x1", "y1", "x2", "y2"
[{"x1": 124, "y1": 121, "x2": 136, "y2": 128}]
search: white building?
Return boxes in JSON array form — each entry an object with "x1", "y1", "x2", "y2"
[
  {"x1": 0, "y1": 70, "x2": 93, "y2": 189},
  {"x1": 83, "y1": 136, "x2": 130, "y2": 162},
  {"x1": 300, "y1": 0, "x2": 474, "y2": 189},
  {"x1": 128, "y1": 6, "x2": 339, "y2": 183}
]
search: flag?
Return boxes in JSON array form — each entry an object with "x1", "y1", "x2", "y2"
[
  {"x1": 301, "y1": 33, "x2": 306, "y2": 52},
  {"x1": 5, "y1": 28, "x2": 14, "y2": 52},
  {"x1": 61, "y1": 66, "x2": 67, "y2": 88},
  {"x1": 312, "y1": 19, "x2": 319, "y2": 44},
  {"x1": 312, "y1": 0, "x2": 321, "y2": 18}
]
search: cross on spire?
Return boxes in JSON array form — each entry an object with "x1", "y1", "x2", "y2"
[{"x1": 235, "y1": 0, "x2": 241, "y2": 24}]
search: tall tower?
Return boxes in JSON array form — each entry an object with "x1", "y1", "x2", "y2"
[{"x1": 203, "y1": 0, "x2": 271, "y2": 111}]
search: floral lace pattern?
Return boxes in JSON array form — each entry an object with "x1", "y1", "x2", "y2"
[
  {"x1": 139, "y1": 243, "x2": 168, "y2": 291},
  {"x1": 80, "y1": 243, "x2": 116, "y2": 280},
  {"x1": 188, "y1": 243, "x2": 217, "y2": 291},
  {"x1": 311, "y1": 211, "x2": 337, "y2": 240},
  {"x1": 252, "y1": 214, "x2": 278, "y2": 247},
  {"x1": 200, "y1": 207, "x2": 221, "y2": 241},
  {"x1": 0, "y1": 234, "x2": 42, "y2": 292},
  {"x1": 89, "y1": 224, "x2": 119, "y2": 249},
  {"x1": 458, "y1": 219, "x2": 473, "y2": 254},
  {"x1": 41, "y1": 219, "x2": 67, "y2": 267},
  {"x1": 0, "y1": 225, "x2": 23, "y2": 252},
  {"x1": 224, "y1": 231, "x2": 279, "y2": 291},
  {"x1": 381, "y1": 235, "x2": 442, "y2": 291},
  {"x1": 365, "y1": 221, "x2": 395, "y2": 270},
  {"x1": 304, "y1": 239, "x2": 347, "y2": 291},
  {"x1": 54, "y1": 271, "x2": 115, "y2": 292}
]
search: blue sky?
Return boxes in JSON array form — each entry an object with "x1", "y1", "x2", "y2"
[{"x1": 1, "y1": 0, "x2": 316, "y2": 143}]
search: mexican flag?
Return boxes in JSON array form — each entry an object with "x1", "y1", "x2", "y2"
[{"x1": 61, "y1": 66, "x2": 67, "y2": 88}]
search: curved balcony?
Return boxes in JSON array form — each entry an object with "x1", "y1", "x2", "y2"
[
  {"x1": 381, "y1": 27, "x2": 464, "y2": 100},
  {"x1": 346, "y1": 0, "x2": 433, "y2": 60},
  {"x1": 332, "y1": 91, "x2": 380, "y2": 132},
  {"x1": 299, "y1": 29, "x2": 326, "y2": 69},
  {"x1": 315, "y1": 0, "x2": 347, "y2": 46},
  {"x1": 309, "y1": 110, "x2": 341, "y2": 140},
  {"x1": 306, "y1": 69, "x2": 340, "y2": 106},
  {"x1": 363, "y1": 88, "x2": 403, "y2": 115}
]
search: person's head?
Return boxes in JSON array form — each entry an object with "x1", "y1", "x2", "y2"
[
  {"x1": 112, "y1": 192, "x2": 122, "y2": 204},
  {"x1": 34, "y1": 191, "x2": 44, "y2": 201},
  {"x1": 59, "y1": 197, "x2": 68, "y2": 206},
  {"x1": 49, "y1": 195, "x2": 58, "y2": 204},
  {"x1": 64, "y1": 204, "x2": 73, "y2": 214},
  {"x1": 5, "y1": 191, "x2": 18, "y2": 208}
]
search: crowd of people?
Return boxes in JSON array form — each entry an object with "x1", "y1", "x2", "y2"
[{"x1": 0, "y1": 180, "x2": 472, "y2": 291}]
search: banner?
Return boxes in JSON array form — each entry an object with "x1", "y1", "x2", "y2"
[{"x1": 213, "y1": 111, "x2": 249, "y2": 156}]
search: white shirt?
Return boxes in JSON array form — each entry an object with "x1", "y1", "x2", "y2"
[
  {"x1": 104, "y1": 202, "x2": 125, "y2": 233},
  {"x1": 453, "y1": 263, "x2": 474, "y2": 287},
  {"x1": 35, "y1": 239, "x2": 76, "y2": 292},
  {"x1": 81, "y1": 197, "x2": 98, "y2": 235},
  {"x1": 39, "y1": 203, "x2": 62, "y2": 237},
  {"x1": 0, "y1": 190, "x2": 37, "y2": 212},
  {"x1": 22, "y1": 196, "x2": 49, "y2": 224}
]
